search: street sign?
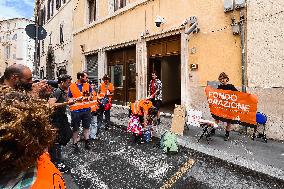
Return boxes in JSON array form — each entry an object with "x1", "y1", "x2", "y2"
[{"x1": 25, "y1": 24, "x2": 47, "y2": 40}]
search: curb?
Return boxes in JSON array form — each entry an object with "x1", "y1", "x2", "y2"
[{"x1": 111, "y1": 105, "x2": 284, "y2": 181}]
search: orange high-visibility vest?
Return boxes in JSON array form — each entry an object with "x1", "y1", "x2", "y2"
[
  {"x1": 131, "y1": 101, "x2": 142, "y2": 115},
  {"x1": 31, "y1": 152, "x2": 66, "y2": 189},
  {"x1": 69, "y1": 82, "x2": 92, "y2": 111},
  {"x1": 90, "y1": 90, "x2": 99, "y2": 112},
  {"x1": 98, "y1": 82, "x2": 114, "y2": 100},
  {"x1": 140, "y1": 100, "x2": 153, "y2": 114},
  {"x1": 131, "y1": 100, "x2": 153, "y2": 115}
]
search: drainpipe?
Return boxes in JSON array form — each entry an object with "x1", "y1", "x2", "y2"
[{"x1": 240, "y1": 10, "x2": 246, "y2": 92}]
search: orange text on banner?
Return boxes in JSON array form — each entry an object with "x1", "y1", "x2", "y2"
[{"x1": 205, "y1": 86, "x2": 258, "y2": 125}]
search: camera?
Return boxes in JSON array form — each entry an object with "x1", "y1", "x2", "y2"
[
  {"x1": 33, "y1": 79, "x2": 59, "y2": 88},
  {"x1": 155, "y1": 16, "x2": 164, "y2": 27},
  {"x1": 46, "y1": 80, "x2": 59, "y2": 88}
]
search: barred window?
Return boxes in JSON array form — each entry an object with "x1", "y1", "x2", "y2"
[
  {"x1": 88, "y1": 0, "x2": 97, "y2": 23},
  {"x1": 114, "y1": 0, "x2": 126, "y2": 11}
]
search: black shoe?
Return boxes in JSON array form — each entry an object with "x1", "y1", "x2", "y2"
[
  {"x1": 157, "y1": 119, "x2": 161, "y2": 125},
  {"x1": 97, "y1": 128, "x2": 101, "y2": 135},
  {"x1": 105, "y1": 126, "x2": 109, "y2": 131},
  {"x1": 55, "y1": 162, "x2": 70, "y2": 173},
  {"x1": 224, "y1": 135, "x2": 229, "y2": 141},
  {"x1": 73, "y1": 143, "x2": 80, "y2": 153},
  {"x1": 85, "y1": 140, "x2": 91, "y2": 150},
  {"x1": 210, "y1": 128, "x2": 216, "y2": 136}
]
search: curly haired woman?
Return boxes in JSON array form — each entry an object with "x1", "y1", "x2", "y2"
[{"x1": 0, "y1": 86, "x2": 66, "y2": 189}]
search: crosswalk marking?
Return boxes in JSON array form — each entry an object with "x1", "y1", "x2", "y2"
[{"x1": 160, "y1": 158, "x2": 195, "y2": 189}]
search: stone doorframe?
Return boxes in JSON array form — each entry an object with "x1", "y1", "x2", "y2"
[
  {"x1": 137, "y1": 27, "x2": 190, "y2": 105},
  {"x1": 81, "y1": 27, "x2": 191, "y2": 105}
]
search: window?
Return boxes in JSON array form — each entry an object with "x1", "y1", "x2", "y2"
[
  {"x1": 40, "y1": 8, "x2": 46, "y2": 25},
  {"x1": 56, "y1": 0, "x2": 61, "y2": 10},
  {"x1": 6, "y1": 34, "x2": 10, "y2": 40},
  {"x1": 13, "y1": 54, "x2": 16, "y2": 59},
  {"x1": 47, "y1": 0, "x2": 54, "y2": 19},
  {"x1": 114, "y1": 0, "x2": 126, "y2": 11},
  {"x1": 110, "y1": 65, "x2": 123, "y2": 87},
  {"x1": 5, "y1": 46, "x2": 11, "y2": 59},
  {"x1": 51, "y1": 0, "x2": 54, "y2": 16},
  {"x1": 88, "y1": 0, "x2": 96, "y2": 23},
  {"x1": 59, "y1": 24, "x2": 64, "y2": 43},
  {"x1": 12, "y1": 34, "x2": 17, "y2": 40},
  {"x1": 47, "y1": 0, "x2": 51, "y2": 19}
]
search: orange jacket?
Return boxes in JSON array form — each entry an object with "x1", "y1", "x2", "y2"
[
  {"x1": 131, "y1": 100, "x2": 153, "y2": 115},
  {"x1": 98, "y1": 82, "x2": 114, "y2": 100},
  {"x1": 31, "y1": 152, "x2": 65, "y2": 189},
  {"x1": 69, "y1": 82, "x2": 92, "y2": 111},
  {"x1": 131, "y1": 101, "x2": 142, "y2": 115},
  {"x1": 91, "y1": 90, "x2": 99, "y2": 112}
]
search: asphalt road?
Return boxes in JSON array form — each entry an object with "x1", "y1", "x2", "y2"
[{"x1": 62, "y1": 125, "x2": 284, "y2": 189}]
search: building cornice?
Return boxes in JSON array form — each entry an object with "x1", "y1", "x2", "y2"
[
  {"x1": 43, "y1": 0, "x2": 72, "y2": 26},
  {"x1": 73, "y1": 0, "x2": 154, "y2": 36},
  {"x1": 0, "y1": 18, "x2": 34, "y2": 23}
]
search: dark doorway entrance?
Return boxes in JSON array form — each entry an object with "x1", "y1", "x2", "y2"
[
  {"x1": 148, "y1": 35, "x2": 181, "y2": 113},
  {"x1": 107, "y1": 46, "x2": 136, "y2": 105}
]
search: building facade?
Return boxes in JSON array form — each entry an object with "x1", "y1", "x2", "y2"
[
  {"x1": 0, "y1": 18, "x2": 34, "y2": 76},
  {"x1": 72, "y1": 0, "x2": 242, "y2": 105},
  {"x1": 37, "y1": 0, "x2": 73, "y2": 79},
  {"x1": 38, "y1": 0, "x2": 283, "y2": 140},
  {"x1": 247, "y1": 0, "x2": 284, "y2": 140}
]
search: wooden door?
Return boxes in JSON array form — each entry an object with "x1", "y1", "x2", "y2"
[{"x1": 107, "y1": 46, "x2": 136, "y2": 105}]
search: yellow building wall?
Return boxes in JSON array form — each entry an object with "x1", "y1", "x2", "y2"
[{"x1": 72, "y1": 0, "x2": 242, "y2": 86}]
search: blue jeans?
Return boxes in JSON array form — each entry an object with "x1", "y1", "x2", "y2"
[
  {"x1": 97, "y1": 109, "x2": 110, "y2": 129},
  {"x1": 89, "y1": 115, "x2": 98, "y2": 139}
]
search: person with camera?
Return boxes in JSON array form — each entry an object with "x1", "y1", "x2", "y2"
[
  {"x1": 48, "y1": 74, "x2": 73, "y2": 172},
  {"x1": 68, "y1": 72, "x2": 93, "y2": 152},
  {"x1": 97, "y1": 74, "x2": 114, "y2": 131},
  {"x1": 148, "y1": 71, "x2": 162, "y2": 125}
]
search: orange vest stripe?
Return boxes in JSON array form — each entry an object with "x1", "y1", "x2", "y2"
[
  {"x1": 99, "y1": 82, "x2": 114, "y2": 100},
  {"x1": 69, "y1": 83, "x2": 91, "y2": 111}
]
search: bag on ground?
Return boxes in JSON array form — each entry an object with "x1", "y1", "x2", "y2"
[{"x1": 160, "y1": 131, "x2": 178, "y2": 153}]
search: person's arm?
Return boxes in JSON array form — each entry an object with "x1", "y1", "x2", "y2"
[
  {"x1": 108, "y1": 83, "x2": 114, "y2": 96},
  {"x1": 230, "y1": 84, "x2": 238, "y2": 92},
  {"x1": 49, "y1": 90, "x2": 74, "y2": 107}
]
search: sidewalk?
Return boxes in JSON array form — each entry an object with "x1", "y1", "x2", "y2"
[{"x1": 111, "y1": 105, "x2": 284, "y2": 181}]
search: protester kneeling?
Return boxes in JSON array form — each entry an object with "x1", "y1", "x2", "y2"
[{"x1": 127, "y1": 99, "x2": 155, "y2": 144}]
